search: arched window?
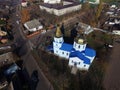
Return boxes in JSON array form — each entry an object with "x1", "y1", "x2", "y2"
[
  {"x1": 66, "y1": 53, "x2": 68, "y2": 56},
  {"x1": 78, "y1": 45, "x2": 80, "y2": 48},
  {"x1": 83, "y1": 46, "x2": 84, "y2": 49},
  {"x1": 84, "y1": 65, "x2": 86, "y2": 67}
]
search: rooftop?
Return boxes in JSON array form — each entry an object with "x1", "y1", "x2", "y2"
[
  {"x1": 60, "y1": 43, "x2": 73, "y2": 52},
  {"x1": 70, "y1": 51, "x2": 91, "y2": 64},
  {"x1": 84, "y1": 48, "x2": 96, "y2": 57},
  {"x1": 40, "y1": 1, "x2": 80, "y2": 10},
  {"x1": 0, "y1": 52, "x2": 14, "y2": 67},
  {"x1": 78, "y1": 22, "x2": 94, "y2": 35},
  {"x1": 24, "y1": 19, "x2": 42, "y2": 29}
]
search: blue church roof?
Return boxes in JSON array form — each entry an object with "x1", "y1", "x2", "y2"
[
  {"x1": 60, "y1": 43, "x2": 73, "y2": 52},
  {"x1": 46, "y1": 45, "x2": 53, "y2": 51},
  {"x1": 84, "y1": 47, "x2": 96, "y2": 57},
  {"x1": 70, "y1": 51, "x2": 90, "y2": 64}
]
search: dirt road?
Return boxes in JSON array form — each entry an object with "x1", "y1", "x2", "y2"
[{"x1": 103, "y1": 41, "x2": 120, "y2": 90}]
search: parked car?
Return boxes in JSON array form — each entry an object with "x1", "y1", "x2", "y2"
[{"x1": 4, "y1": 63, "x2": 20, "y2": 76}]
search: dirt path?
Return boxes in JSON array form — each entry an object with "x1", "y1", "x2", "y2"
[{"x1": 103, "y1": 41, "x2": 120, "y2": 90}]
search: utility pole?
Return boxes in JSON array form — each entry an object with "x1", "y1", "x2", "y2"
[{"x1": 61, "y1": 0, "x2": 63, "y2": 6}]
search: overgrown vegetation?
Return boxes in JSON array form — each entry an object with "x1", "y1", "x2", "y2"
[
  {"x1": 31, "y1": 29, "x2": 113, "y2": 90},
  {"x1": 28, "y1": 1, "x2": 115, "y2": 90}
]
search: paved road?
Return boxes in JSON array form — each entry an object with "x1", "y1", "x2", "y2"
[
  {"x1": 10, "y1": 4, "x2": 54, "y2": 90},
  {"x1": 23, "y1": 51, "x2": 53, "y2": 90},
  {"x1": 103, "y1": 41, "x2": 120, "y2": 90}
]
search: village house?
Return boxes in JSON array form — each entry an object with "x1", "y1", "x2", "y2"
[
  {"x1": 21, "y1": 0, "x2": 28, "y2": 7},
  {"x1": 89, "y1": 0, "x2": 100, "y2": 4},
  {"x1": 77, "y1": 22, "x2": 94, "y2": 35},
  {"x1": 24, "y1": 19, "x2": 43, "y2": 32},
  {"x1": 105, "y1": 4, "x2": 120, "y2": 25}
]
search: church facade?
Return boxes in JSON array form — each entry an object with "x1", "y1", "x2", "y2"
[{"x1": 51, "y1": 25, "x2": 96, "y2": 70}]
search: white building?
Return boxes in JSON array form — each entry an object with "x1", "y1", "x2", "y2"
[
  {"x1": 50, "y1": 25, "x2": 96, "y2": 71},
  {"x1": 21, "y1": 0, "x2": 28, "y2": 7},
  {"x1": 89, "y1": 0, "x2": 100, "y2": 4},
  {"x1": 39, "y1": 0, "x2": 82, "y2": 16},
  {"x1": 44, "y1": 0, "x2": 61, "y2": 4},
  {"x1": 112, "y1": 30, "x2": 120, "y2": 35},
  {"x1": 78, "y1": 22, "x2": 94, "y2": 35},
  {"x1": 24, "y1": 19, "x2": 43, "y2": 32}
]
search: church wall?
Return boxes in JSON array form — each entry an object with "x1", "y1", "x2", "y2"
[
  {"x1": 69, "y1": 57, "x2": 90, "y2": 70},
  {"x1": 54, "y1": 37, "x2": 64, "y2": 43},
  {"x1": 73, "y1": 42, "x2": 87, "y2": 52},
  {"x1": 59, "y1": 50, "x2": 70, "y2": 59},
  {"x1": 53, "y1": 42, "x2": 62, "y2": 49}
]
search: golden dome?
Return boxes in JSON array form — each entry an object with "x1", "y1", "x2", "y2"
[
  {"x1": 78, "y1": 39, "x2": 84, "y2": 44},
  {"x1": 75, "y1": 34, "x2": 87, "y2": 44},
  {"x1": 55, "y1": 25, "x2": 62, "y2": 37}
]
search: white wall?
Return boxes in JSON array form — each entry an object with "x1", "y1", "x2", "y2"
[
  {"x1": 54, "y1": 37, "x2": 64, "y2": 43},
  {"x1": 69, "y1": 57, "x2": 90, "y2": 70},
  {"x1": 53, "y1": 42, "x2": 63, "y2": 48},
  {"x1": 89, "y1": 0, "x2": 100, "y2": 4},
  {"x1": 38, "y1": 26, "x2": 43, "y2": 30},
  {"x1": 21, "y1": 2, "x2": 28, "y2": 7},
  {"x1": 53, "y1": 47, "x2": 70, "y2": 59},
  {"x1": 24, "y1": 23, "x2": 43, "y2": 32},
  {"x1": 73, "y1": 42, "x2": 87, "y2": 52},
  {"x1": 112, "y1": 30, "x2": 120, "y2": 35},
  {"x1": 53, "y1": 47, "x2": 60, "y2": 55},
  {"x1": 63, "y1": 1, "x2": 72, "y2": 5},
  {"x1": 59, "y1": 50, "x2": 70, "y2": 59},
  {"x1": 44, "y1": 0, "x2": 61, "y2": 4},
  {"x1": 39, "y1": 4, "x2": 82, "y2": 16}
]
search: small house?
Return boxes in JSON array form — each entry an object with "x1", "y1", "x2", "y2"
[
  {"x1": 24, "y1": 19, "x2": 43, "y2": 32},
  {"x1": 21, "y1": 0, "x2": 28, "y2": 7}
]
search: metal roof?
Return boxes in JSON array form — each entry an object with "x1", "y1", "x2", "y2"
[
  {"x1": 84, "y1": 48, "x2": 96, "y2": 57},
  {"x1": 40, "y1": 1, "x2": 80, "y2": 10},
  {"x1": 70, "y1": 51, "x2": 91, "y2": 64},
  {"x1": 60, "y1": 43, "x2": 73, "y2": 52},
  {"x1": 24, "y1": 19, "x2": 42, "y2": 29}
]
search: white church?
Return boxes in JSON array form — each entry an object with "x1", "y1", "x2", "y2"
[{"x1": 50, "y1": 25, "x2": 96, "y2": 71}]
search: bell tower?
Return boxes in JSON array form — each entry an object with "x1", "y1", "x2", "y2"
[
  {"x1": 73, "y1": 34, "x2": 87, "y2": 52},
  {"x1": 53, "y1": 24, "x2": 64, "y2": 54}
]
